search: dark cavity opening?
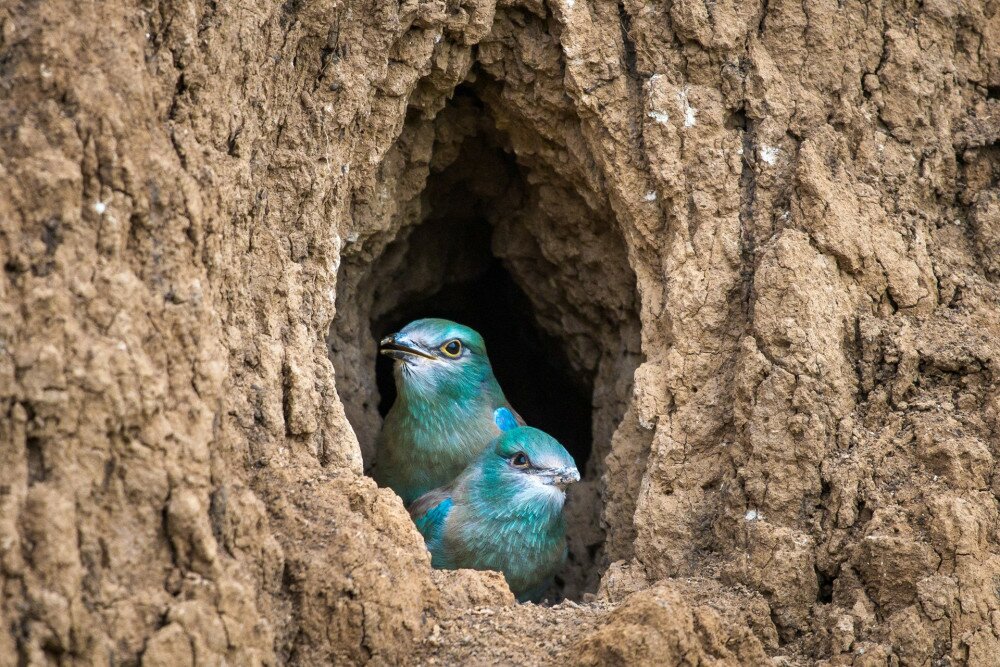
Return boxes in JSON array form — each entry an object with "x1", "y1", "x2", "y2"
[
  {"x1": 330, "y1": 85, "x2": 641, "y2": 599},
  {"x1": 372, "y1": 248, "x2": 594, "y2": 471}
]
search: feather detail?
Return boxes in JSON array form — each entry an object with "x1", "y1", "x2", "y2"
[
  {"x1": 493, "y1": 407, "x2": 521, "y2": 432},
  {"x1": 410, "y1": 490, "x2": 454, "y2": 566}
]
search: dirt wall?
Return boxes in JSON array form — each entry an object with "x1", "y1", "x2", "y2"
[{"x1": 1, "y1": 0, "x2": 999, "y2": 664}]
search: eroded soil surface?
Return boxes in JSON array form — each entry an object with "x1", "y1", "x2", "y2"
[{"x1": 2, "y1": 0, "x2": 999, "y2": 664}]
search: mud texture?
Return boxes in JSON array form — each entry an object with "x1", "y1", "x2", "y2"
[{"x1": 2, "y1": 0, "x2": 999, "y2": 664}]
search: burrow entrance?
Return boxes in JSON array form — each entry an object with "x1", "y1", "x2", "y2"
[{"x1": 330, "y1": 85, "x2": 641, "y2": 598}]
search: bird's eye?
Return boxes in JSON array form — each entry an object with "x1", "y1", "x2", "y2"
[
  {"x1": 440, "y1": 339, "x2": 463, "y2": 358},
  {"x1": 511, "y1": 453, "x2": 530, "y2": 468}
]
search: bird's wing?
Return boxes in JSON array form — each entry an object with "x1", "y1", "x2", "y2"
[
  {"x1": 493, "y1": 406, "x2": 526, "y2": 432},
  {"x1": 409, "y1": 488, "x2": 454, "y2": 546}
]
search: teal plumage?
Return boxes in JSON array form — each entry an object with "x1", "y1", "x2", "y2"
[
  {"x1": 374, "y1": 318, "x2": 523, "y2": 505},
  {"x1": 409, "y1": 426, "x2": 580, "y2": 602}
]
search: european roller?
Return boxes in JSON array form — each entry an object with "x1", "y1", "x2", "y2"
[
  {"x1": 374, "y1": 318, "x2": 523, "y2": 505},
  {"x1": 409, "y1": 425, "x2": 580, "y2": 602}
]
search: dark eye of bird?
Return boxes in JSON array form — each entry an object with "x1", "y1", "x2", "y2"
[
  {"x1": 511, "y1": 453, "x2": 530, "y2": 468},
  {"x1": 441, "y1": 339, "x2": 462, "y2": 358}
]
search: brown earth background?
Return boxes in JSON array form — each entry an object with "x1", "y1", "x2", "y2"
[{"x1": 2, "y1": 0, "x2": 1000, "y2": 664}]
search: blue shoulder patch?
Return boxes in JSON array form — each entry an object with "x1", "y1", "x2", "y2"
[
  {"x1": 411, "y1": 495, "x2": 453, "y2": 552},
  {"x1": 493, "y1": 407, "x2": 520, "y2": 432}
]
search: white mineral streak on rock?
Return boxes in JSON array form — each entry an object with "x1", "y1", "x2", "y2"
[
  {"x1": 760, "y1": 145, "x2": 780, "y2": 165},
  {"x1": 678, "y1": 87, "x2": 697, "y2": 127}
]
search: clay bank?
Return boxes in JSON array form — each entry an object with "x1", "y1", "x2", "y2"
[{"x1": 1, "y1": 0, "x2": 999, "y2": 665}]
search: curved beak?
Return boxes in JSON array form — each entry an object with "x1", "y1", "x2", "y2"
[
  {"x1": 543, "y1": 466, "x2": 581, "y2": 490},
  {"x1": 380, "y1": 335, "x2": 435, "y2": 360}
]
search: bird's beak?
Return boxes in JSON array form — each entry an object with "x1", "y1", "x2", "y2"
[
  {"x1": 379, "y1": 334, "x2": 436, "y2": 360},
  {"x1": 543, "y1": 466, "x2": 581, "y2": 490}
]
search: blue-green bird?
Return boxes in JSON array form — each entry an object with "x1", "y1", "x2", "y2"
[
  {"x1": 409, "y1": 426, "x2": 580, "y2": 602},
  {"x1": 374, "y1": 318, "x2": 523, "y2": 505}
]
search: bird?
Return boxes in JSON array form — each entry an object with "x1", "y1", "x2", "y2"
[
  {"x1": 374, "y1": 318, "x2": 523, "y2": 505},
  {"x1": 409, "y1": 425, "x2": 580, "y2": 602}
]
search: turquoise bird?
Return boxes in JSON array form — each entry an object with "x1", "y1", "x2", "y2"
[
  {"x1": 374, "y1": 318, "x2": 523, "y2": 505},
  {"x1": 409, "y1": 425, "x2": 580, "y2": 602}
]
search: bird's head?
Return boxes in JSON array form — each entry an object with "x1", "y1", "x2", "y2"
[
  {"x1": 478, "y1": 426, "x2": 580, "y2": 508},
  {"x1": 380, "y1": 318, "x2": 493, "y2": 400}
]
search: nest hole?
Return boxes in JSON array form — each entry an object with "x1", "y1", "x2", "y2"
[{"x1": 330, "y1": 85, "x2": 641, "y2": 599}]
